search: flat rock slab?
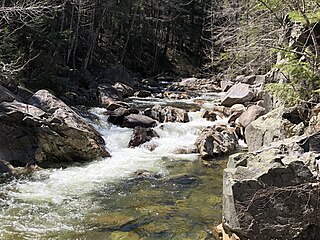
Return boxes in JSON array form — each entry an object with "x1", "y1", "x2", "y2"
[{"x1": 221, "y1": 83, "x2": 255, "y2": 107}]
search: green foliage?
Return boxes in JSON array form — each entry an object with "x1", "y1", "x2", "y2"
[
  {"x1": 266, "y1": 47, "x2": 320, "y2": 106},
  {"x1": 289, "y1": 10, "x2": 320, "y2": 24},
  {"x1": 266, "y1": 83, "x2": 301, "y2": 106}
]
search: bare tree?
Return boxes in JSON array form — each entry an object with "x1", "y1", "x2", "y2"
[{"x1": 0, "y1": 0, "x2": 60, "y2": 82}]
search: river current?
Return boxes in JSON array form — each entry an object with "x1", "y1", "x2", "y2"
[{"x1": 0, "y1": 96, "x2": 226, "y2": 240}]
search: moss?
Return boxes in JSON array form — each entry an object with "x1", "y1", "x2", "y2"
[
  {"x1": 91, "y1": 212, "x2": 135, "y2": 229},
  {"x1": 110, "y1": 231, "x2": 142, "y2": 240}
]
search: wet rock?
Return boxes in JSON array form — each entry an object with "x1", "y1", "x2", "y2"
[
  {"x1": 134, "y1": 90, "x2": 152, "y2": 98},
  {"x1": 202, "y1": 110, "x2": 217, "y2": 121},
  {"x1": 221, "y1": 83, "x2": 255, "y2": 107},
  {"x1": 245, "y1": 107, "x2": 301, "y2": 152},
  {"x1": 93, "y1": 212, "x2": 136, "y2": 230},
  {"x1": 141, "y1": 77, "x2": 160, "y2": 88},
  {"x1": 223, "y1": 140, "x2": 320, "y2": 240},
  {"x1": 132, "y1": 170, "x2": 161, "y2": 180},
  {"x1": 195, "y1": 125, "x2": 238, "y2": 159},
  {"x1": 128, "y1": 127, "x2": 159, "y2": 147},
  {"x1": 238, "y1": 105, "x2": 265, "y2": 128},
  {"x1": 144, "y1": 105, "x2": 189, "y2": 123},
  {"x1": 173, "y1": 146, "x2": 198, "y2": 154},
  {"x1": 142, "y1": 142, "x2": 158, "y2": 151},
  {"x1": 0, "y1": 159, "x2": 14, "y2": 174},
  {"x1": 0, "y1": 159, "x2": 43, "y2": 176},
  {"x1": 122, "y1": 114, "x2": 157, "y2": 128},
  {"x1": 169, "y1": 174, "x2": 199, "y2": 185},
  {"x1": 107, "y1": 107, "x2": 130, "y2": 126}
]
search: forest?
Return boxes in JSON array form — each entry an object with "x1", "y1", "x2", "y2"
[
  {"x1": 0, "y1": 1, "x2": 318, "y2": 88},
  {"x1": 1, "y1": 0, "x2": 320, "y2": 104}
]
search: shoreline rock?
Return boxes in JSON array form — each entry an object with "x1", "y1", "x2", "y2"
[
  {"x1": 223, "y1": 133, "x2": 320, "y2": 240},
  {"x1": 0, "y1": 87, "x2": 110, "y2": 174}
]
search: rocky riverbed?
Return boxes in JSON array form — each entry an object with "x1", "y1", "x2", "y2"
[{"x1": 0, "y1": 67, "x2": 319, "y2": 239}]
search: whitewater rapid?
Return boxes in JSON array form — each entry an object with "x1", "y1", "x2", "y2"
[{"x1": 0, "y1": 100, "x2": 224, "y2": 239}]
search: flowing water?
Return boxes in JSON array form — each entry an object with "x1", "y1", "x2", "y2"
[{"x1": 0, "y1": 96, "x2": 227, "y2": 240}]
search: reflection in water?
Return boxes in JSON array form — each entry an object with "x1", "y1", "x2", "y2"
[{"x1": 0, "y1": 97, "x2": 226, "y2": 240}]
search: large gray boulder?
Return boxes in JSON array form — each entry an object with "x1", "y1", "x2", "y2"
[
  {"x1": 0, "y1": 90, "x2": 109, "y2": 170},
  {"x1": 195, "y1": 124, "x2": 238, "y2": 159},
  {"x1": 245, "y1": 107, "x2": 302, "y2": 152},
  {"x1": 221, "y1": 83, "x2": 255, "y2": 107},
  {"x1": 223, "y1": 136, "x2": 320, "y2": 240}
]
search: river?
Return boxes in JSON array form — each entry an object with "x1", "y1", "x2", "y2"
[{"x1": 0, "y1": 95, "x2": 227, "y2": 240}]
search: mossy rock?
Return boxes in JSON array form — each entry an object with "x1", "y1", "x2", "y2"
[
  {"x1": 140, "y1": 221, "x2": 170, "y2": 234},
  {"x1": 137, "y1": 204, "x2": 177, "y2": 218},
  {"x1": 110, "y1": 231, "x2": 142, "y2": 240},
  {"x1": 91, "y1": 212, "x2": 135, "y2": 229}
]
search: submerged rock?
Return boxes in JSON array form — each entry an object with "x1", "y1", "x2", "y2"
[
  {"x1": 132, "y1": 170, "x2": 162, "y2": 180},
  {"x1": 92, "y1": 212, "x2": 136, "y2": 230}
]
